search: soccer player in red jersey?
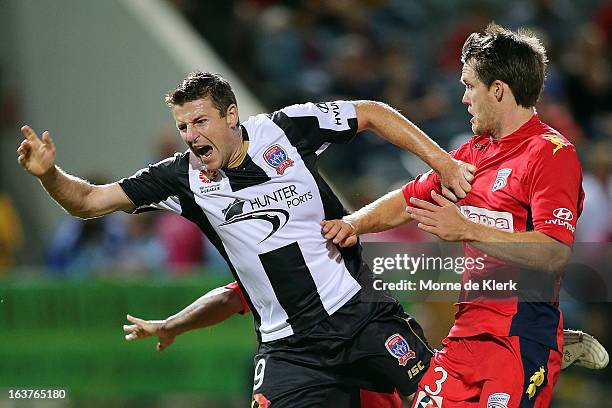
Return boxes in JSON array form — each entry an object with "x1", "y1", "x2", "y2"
[{"x1": 321, "y1": 23, "x2": 585, "y2": 407}]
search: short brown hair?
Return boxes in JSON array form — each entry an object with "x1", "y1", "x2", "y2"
[
  {"x1": 461, "y1": 23, "x2": 547, "y2": 108},
  {"x1": 165, "y1": 71, "x2": 237, "y2": 116}
]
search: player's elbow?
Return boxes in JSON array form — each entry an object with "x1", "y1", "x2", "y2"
[
  {"x1": 67, "y1": 199, "x2": 101, "y2": 219},
  {"x1": 354, "y1": 100, "x2": 394, "y2": 132},
  {"x1": 543, "y1": 244, "x2": 571, "y2": 273},
  {"x1": 64, "y1": 201, "x2": 99, "y2": 219},
  {"x1": 68, "y1": 209, "x2": 93, "y2": 219},
  {"x1": 73, "y1": 184, "x2": 123, "y2": 219}
]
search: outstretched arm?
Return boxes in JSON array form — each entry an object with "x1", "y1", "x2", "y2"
[
  {"x1": 321, "y1": 189, "x2": 411, "y2": 247},
  {"x1": 321, "y1": 162, "x2": 472, "y2": 247},
  {"x1": 123, "y1": 286, "x2": 244, "y2": 352},
  {"x1": 354, "y1": 101, "x2": 475, "y2": 201},
  {"x1": 17, "y1": 125, "x2": 134, "y2": 218}
]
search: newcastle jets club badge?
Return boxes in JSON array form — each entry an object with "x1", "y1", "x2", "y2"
[
  {"x1": 264, "y1": 144, "x2": 294, "y2": 175},
  {"x1": 385, "y1": 333, "x2": 416, "y2": 366}
]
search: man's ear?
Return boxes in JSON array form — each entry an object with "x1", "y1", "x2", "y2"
[
  {"x1": 492, "y1": 80, "x2": 506, "y2": 102},
  {"x1": 226, "y1": 104, "x2": 239, "y2": 128}
]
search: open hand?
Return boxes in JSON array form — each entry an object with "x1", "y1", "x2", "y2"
[
  {"x1": 406, "y1": 191, "x2": 472, "y2": 241},
  {"x1": 123, "y1": 314, "x2": 175, "y2": 352},
  {"x1": 17, "y1": 126, "x2": 56, "y2": 177}
]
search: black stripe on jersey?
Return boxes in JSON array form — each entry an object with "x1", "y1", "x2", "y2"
[
  {"x1": 184, "y1": 216, "x2": 263, "y2": 340},
  {"x1": 258, "y1": 242, "x2": 328, "y2": 330},
  {"x1": 119, "y1": 153, "x2": 185, "y2": 207},
  {"x1": 223, "y1": 123, "x2": 272, "y2": 192},
  {"x1": 224, "y1": 154, "x2": 271, "y2": 192},
  {"x1": 269, "y1": 111, "x2": 358, "y2": 156},
  {"x1": 526, "y1": 207, "x2": 534, "y2": 231},
  {"x1": 124, "y1": 154, "x2": 264, "y2": 341},
  {"x1": 183, "y1": 205, "x2": 263, "y2": 341},
  {"x1": 269, "y1": 112, "x2": 347, "y2": 219},
  {"x1": 221, "y1": 123, "x2": 270, "y2": 192}
]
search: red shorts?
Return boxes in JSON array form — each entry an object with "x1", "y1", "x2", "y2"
[
  {"x1": 411, "y1": 335, "x2": 562, "y2": 408},
  {"x1": 361, "y1": 389, "x2": 402, "y2": 407}
]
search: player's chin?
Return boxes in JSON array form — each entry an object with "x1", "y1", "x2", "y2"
[
  {"x1": 201, "y1": 154, "x2": 222, "y2": 170},
  {"x1": 471, "y1": 123, "x2": 485, "y2": 136},
  {"x1": 470, "y1": 120, "x2": 478, "y2": 134}
]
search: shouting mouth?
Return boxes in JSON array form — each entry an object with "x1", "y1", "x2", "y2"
[{"x1": 194, "y1": 145, "x2": 213, "y2": 159}]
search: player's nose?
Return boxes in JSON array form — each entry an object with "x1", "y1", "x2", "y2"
[{"x1": 185, "y1": 124, "x2": 198, "y2": 143}]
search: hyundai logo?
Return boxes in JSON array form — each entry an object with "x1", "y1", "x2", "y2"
[{"x1": 553, "y1": 208, "x2": 573, "y2": 221}]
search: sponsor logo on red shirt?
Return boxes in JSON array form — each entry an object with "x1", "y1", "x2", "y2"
[
  {"x1": 542, "y1": 134, "x2": 568, "y2": 155},
  {"x1": 545, "y1": 207, "x2": 575, "y2": 232},
  {"x1": 461, "y1": 205, "x2": 514, "y2": 232}
]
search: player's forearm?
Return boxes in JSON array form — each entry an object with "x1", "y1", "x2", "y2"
[
  {"x1": 163, "y1": 287, "x2": 243, "y2": 337},
  {"x1": 346, "y1": 189, "x2": 412, "y2": 235},
  {"x1": 355, "y1": 101, "x2": 453, "y2": 175},
  {"x1": 465, "y1": 223, "x2": 571, "y2": 272},
  {"x1": 38, "y1": 165, "x2": 98, "y2": 218}
]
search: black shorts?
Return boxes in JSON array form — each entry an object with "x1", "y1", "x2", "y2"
[{"x1": 250, "y1": 297, "x2": 434, "y2": 408}]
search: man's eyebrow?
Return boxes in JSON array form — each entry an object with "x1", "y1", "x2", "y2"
[{"x1": 175, "y1": 114, "x2": 206, "y2": 127}]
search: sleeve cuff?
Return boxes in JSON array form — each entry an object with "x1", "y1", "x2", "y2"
[
  {"x1": 224, "y1": 281, "x2": 250, "y2": 314},
  {"x1": 534, "y1": 226, "x2": 575, "y2": 245}
]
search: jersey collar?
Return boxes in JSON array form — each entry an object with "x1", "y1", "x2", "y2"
[{"x1": 490, "y1": 114, "x2": 543, "y2": 144}]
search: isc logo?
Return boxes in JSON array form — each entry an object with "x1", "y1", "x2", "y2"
[{"x1": 407, "y1": 360, "x2": 426, "y2": 379}]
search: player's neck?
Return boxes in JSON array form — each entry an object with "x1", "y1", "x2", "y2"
[
  {"x1": 494, "y1": 106, "x2": 536, "y2": 139},
  {"x1": 227, "y1": 126, "x2": 249, "y2": 169}
]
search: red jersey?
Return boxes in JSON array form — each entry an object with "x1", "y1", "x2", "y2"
[{"x1": 402, "y1": 115, "x2": 584, "y2": 350}]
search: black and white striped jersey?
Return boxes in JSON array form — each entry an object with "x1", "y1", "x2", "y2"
[{"x1": 119, "y1": 101, "x2": 366, "y2": 342}]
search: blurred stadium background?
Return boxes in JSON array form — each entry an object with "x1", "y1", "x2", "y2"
[{"x1": 0, "y1": 0, "x2": 610, "y2": 406}]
